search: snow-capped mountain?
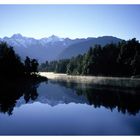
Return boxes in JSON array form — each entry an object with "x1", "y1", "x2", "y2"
[
  {"x1": 0, "y1": 34, "x2": 72, "y2": 62},
  {"x1": 44, "y1": 35, "x2": 64, "y2": 43},
  {"x1": 3, "y1": 34, "x2": 40, "y2": 48},
  {"x1": 0, "y1": 34, "x2": 122, "y2": 62}
]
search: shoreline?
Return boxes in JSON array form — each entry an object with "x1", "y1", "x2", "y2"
[{"x1": 39, "y1": 72, "x2": 140, "y2": 88}]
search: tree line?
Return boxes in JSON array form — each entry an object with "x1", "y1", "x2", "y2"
[
  {"x1": 0, "y1": 42, "x2": 38, "y2": 79},
  {"x1": 39, "y1": 38, "x2": 140, "y2": 77}
]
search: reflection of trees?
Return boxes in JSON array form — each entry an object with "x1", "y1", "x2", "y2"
[
  {"x1": 76, "y1": 88, "x2": 140, "y2": 115},
  {"x1": 51, "y1": 81, "x2": 140, "y2": 115},
  {"x1": 0, "y1": 80, "x2": 39, "y2": 115}
]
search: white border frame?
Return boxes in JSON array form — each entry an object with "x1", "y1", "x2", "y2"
[
  {"x1": 0, "y1": 0, "x2": 140, "y2": 139},
  {"x1": 0, "y1": 0, "x2": 140, "y2": 4}
]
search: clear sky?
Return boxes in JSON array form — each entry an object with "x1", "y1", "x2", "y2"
[{"x1": 0, "y1": 5, "x2": 140, "y2": 40}]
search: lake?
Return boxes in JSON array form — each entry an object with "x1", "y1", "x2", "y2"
[{"x1": 0, "y1": 80, "x2": 140, "y2": 135}]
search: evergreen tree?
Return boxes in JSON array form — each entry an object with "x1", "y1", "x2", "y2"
[
  {"x1": 39, "y1": 38, "x2": 140, "y2": 77},
  {"x1": 24, "y1": 56, "x2": 31, "y2": 75},
  {"x1": 31, "y1": 59, "x2": 39, "y2": 74}
]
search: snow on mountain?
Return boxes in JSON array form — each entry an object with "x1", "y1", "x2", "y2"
[
  {"x1": 40, "y1": 35, "x2": 64, "y2": 46},
  {"x1": 46, "y1": 35, "x2": 64, "y2": 42},
  {"x1": 0, "y1": 34, "x2": 122, "y2": 62}
]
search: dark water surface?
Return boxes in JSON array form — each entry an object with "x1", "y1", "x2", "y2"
[{"x1": 0, "y1": 80, "x2": 140, "y2": 135}]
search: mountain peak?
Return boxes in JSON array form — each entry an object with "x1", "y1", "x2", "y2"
[
  {"x1": 49, "y1": 35, "x2": 59, "y2": 38},
  {"x1": 11, "y1": 33, "x2": 23, "y2": 39},
  {"x1": 47, "y1": 35, "x2": 64, "y2": 42}
]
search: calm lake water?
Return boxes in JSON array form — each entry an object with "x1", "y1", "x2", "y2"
[{"x1": 0, "y1": 80, "x2": 140, "y2": 135}]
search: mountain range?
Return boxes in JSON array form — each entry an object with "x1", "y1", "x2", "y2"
[{"x1": 0, "y1": 34, "x2": 122, "y2": 63}]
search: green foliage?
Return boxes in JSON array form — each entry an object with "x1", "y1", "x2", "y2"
[
  {"x1": 40, "y1": 38, "x2": 140, "y2": 77},
  {"x1": 39, "y1": 59, "x2": 70, "y2": 73},
  {"x1": 66, "y1": 55, "x2": 83, "y2": 75}
]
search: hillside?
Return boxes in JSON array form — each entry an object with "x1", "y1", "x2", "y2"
[
  {"x1": 58, "y1": 36, "x2": 122, "y2": 59},
  {"x1": 0, "y1": 34, "x2": 122, "y2": 62}
]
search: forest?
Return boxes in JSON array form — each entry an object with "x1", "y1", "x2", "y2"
[
  {"x1": 40, "y1": 38, "x2": 140, "y2": 77},
  {"x1": 0, "y1": 42, "x2": 46, "y2": 81}
]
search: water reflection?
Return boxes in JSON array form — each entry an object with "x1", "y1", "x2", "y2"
[
  {"x1": 0, "y1": 79, "x2": 140, "y2": 116},
  {"x1": 0, "y1": 80, "x2": 40, "y2": 115},
  {"x1": 0, "y1": 80, "x2": 140, "y2": 135},
  {"x1": 49, "y1": 81, "x2": 140, "y2": 115}
]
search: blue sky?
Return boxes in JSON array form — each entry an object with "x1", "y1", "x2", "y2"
[{"x1": 0, "y1": 5, "x2": 140, "y2": 40}]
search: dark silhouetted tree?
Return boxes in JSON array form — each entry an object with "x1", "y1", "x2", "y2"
[
  {"x1": 24, "y1": 56, "x2": 31, "y2": 75},
  {"x1": 31, "y1": 59, "x2": 39, "y2": 74},
  {"x1": 0, "y1": 42, "x2": 40, "y2": 79},
  {"x1": 39, "y1": 38, "x2": 140, "y2": 77}
]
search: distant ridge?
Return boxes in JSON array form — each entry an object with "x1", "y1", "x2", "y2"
[
  {"x1": 0, "y1": 34, "x2": 122, "y2": 62},
  {"x1": 58, "y1": 36, "x2": 122, "y2": 59}
]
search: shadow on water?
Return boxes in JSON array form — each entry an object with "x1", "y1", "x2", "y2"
[
  {"x1": 0, "y1": 79, "x2": 46, "y2": 115},
  {"x1": 50, "y1": 81, "x2": 140, "y2": 116}
]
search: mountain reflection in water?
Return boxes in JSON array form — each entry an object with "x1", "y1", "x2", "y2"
[
  {"x1": 0, "y1": 80, "x2": 140, "y2": 116},
  {"x1": 49, "y1": 81, "x2": 140, "y2": 115}
]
